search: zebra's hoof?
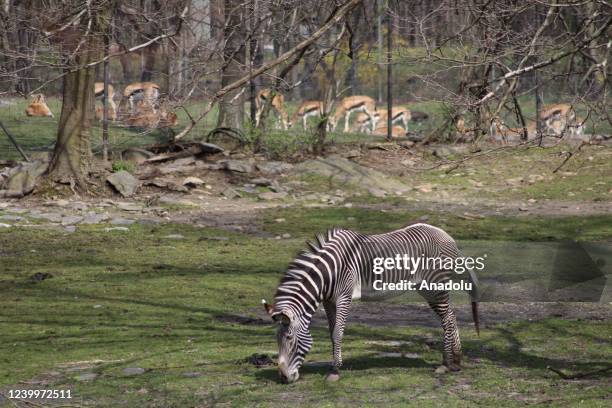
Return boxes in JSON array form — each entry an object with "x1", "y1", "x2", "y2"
[{"x1": 325, "y1": 371, "x2": 340, "y2": 382}]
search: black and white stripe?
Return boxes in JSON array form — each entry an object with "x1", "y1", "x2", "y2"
[{"x1": 267, "y1": 223, "x2": 480, "y2": 381}]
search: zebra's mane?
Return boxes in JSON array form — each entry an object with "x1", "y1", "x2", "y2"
[
  {"x1": 277, "y1": 228, "x2": 343, "y2": 285},
  {"x1": 301, "y1": 227, "x2": 342, "y2": 258}
]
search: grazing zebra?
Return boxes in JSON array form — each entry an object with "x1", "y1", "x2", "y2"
[{"x1": 263, "y1": 223, "x2": 480, "y2": 383}]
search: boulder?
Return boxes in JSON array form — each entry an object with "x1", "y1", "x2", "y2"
[
  {"x1": 295, "y1": 155, "x2": 409, "y2": 195},
  {"x1": 183, "y1": 177, "x2": 205, "y2": 188},
  {"x1": 258, "y1": 191, "x2": 288, "y2": 201},
  {"x1": 122, "y1": 147, "x2": 155, "y2": 164},
  {"x1": 219, "y1": 160, "x2": 254, "y2": 173},
  {"x1": 107, "y1": 171, "x2": 139, "y2": 197},
  {"x1": 255, "y1": 161, "x2": 294, "y2": 174},
  {"x1": 0, "y1": 160, "x2": 48, "y2": 198}
]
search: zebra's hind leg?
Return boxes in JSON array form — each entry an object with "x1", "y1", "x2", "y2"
[{"x1": 428, "y1": 298, "x2": 462, "y2": 372}]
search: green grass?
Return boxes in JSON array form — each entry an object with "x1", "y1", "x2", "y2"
[{"x1": 0, "y1": 211, "x2": 611, "y2": 406}]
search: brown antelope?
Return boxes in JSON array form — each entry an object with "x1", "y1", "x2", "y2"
[
  {"x1": 540, "y1": 103, "x2": 575, "y2": 136},
  {"x1": 372, "y1": 125, "x2": 406, "y2": 138},
  {"x1": 123, "y1": 82, "x2": 160, "y2": 113},
  {"x1": 351, "y1": 112, "x2": 379, "y2": 133},
  {"x1": 330, "y1": 96, "x2": 377, "y2": 132},
  {"x1": 364, "y1": 107, "x2": 411, "y2": 132},
  {"x1": 94, "y1": 82, "x2": 117, "y2": 121},
  {"x1": 289, "y1": 101, "x2": 324, "y2": 129},
  {"x1": 489, "y1": 117, "x2": 537, "y2": 144},
  {"x1": 255, "y1": 89, "x2": 289, "y2": 130},
  {"x1": 125, "y1": 100, "x2": 177, "y2": 129},
  {"x1": 25, "y1": 94, "x2": 53, "y2": 117}
]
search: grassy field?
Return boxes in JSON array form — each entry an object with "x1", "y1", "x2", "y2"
[{"x1": 1, "y1": 208, "x2": 611, "y2": 407}]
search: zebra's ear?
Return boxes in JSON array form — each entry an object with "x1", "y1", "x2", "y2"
[{"x1": 262, "y1": 299, "x2": 274, "y2": 316}]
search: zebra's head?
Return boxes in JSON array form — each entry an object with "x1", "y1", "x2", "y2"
[{"x1": 263, "y1": 300, "x2": 313, "y2": 383}]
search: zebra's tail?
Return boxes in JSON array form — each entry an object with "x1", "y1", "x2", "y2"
[{"x1": 466, "y1": 267, "x2": 480, "y2": 336}]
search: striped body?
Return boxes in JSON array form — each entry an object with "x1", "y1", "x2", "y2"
[{"x1": 265, "y1": 223, "x2": 479, "y2": 383}]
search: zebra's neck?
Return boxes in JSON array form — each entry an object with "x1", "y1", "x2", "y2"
[{"x1": 274, "y1": 229, "x2": 358, "y2": 322}]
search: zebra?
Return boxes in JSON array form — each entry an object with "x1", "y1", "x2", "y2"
[{"x1": 262, "y1": 223, "x2": 480, "y2": 383}]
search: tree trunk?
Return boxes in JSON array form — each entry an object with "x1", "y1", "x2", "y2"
[
  {"x1": 48, "y1": 52, "x2": 97, "y2": 187},
  {"x1": 217, "y1": 0, "x2": 245, "y2": 130}
]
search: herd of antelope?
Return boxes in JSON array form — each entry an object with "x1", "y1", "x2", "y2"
[
  {"x1": 254, "y1": 90, "x2": 418, "y2": 137},
  {"x1": 253, "y1": 89, "x2": 588, "y2": 143},
  {"x1": 25, "y1": 85, "x2": 587, "y2": 143},
  {"x1": 25, "y1": 81, "x2": 177, "y2": 129}
]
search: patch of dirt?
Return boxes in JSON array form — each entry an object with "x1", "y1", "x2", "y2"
[{"x1": 253, "y1": 301, "x2": 612, "y2": 330}]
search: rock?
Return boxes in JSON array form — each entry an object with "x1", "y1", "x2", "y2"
[
  {"x1": 398, "y1": 140, "x2": 415, "y2": 149},
  {"x1": 116, "y1": 202, "x2": 143, "y2": 212},
  {"x1": 219, "y1": 160, "x2": 254, "y2": 173},
  {"x1": 222, "y1": 188, "x2": 241, "y2": 199},
  {"x1": 241, "y1": 184, "x2": 257, "y2": 194},
  {"x1": 368, "y1": 187, "x2": 387, "y2": 198},
  {"x1": 325, "y1": 371, "x2": 340, "y2": 382},
  {"x1": 258, "y1": 191, "x2": 288, "y2": 201},
  {"x1": 0, "y1": 160, "x2": 48, "y2": 198},
  {"x1": 435, "y1": 365, "x2": 449, "y2": 374},
  {"x1": 76, "y1": 373, "x2": 98, "y2": 381},
  {"x1": 256, "y1": 161, "x2": 294, "y2": 174},
  {"x1": 416, "y1": 184, "x2": 434, "y2": 193},
  {"x1": 163, "y1": 234, "x2": 184, "y2": 239},
  {"x1": 401, "y1": 159, "x2": 415, "y2": 166},
  {"x1": 61, "y1": 215, "x2": 83, "y2": 226},
  {"x1": 282, "y1": 233, "x2": 291, "y2": 239},
  {"x1": 31, "y1": 212, "x2": 63, "y2": 223},
  {"x1": 344, "y1": 149, "x2": 361, "y2": 158},
  {"x1": 104, "y1": 227, "x2": 129, "y2": 232},
  {"x1": 158, "y1": 196, "x2": 199, "y2": 207},
  {"x1": 506, "y1": 177, "x2": 523, "y2": 186},
  {"x1": 81, "y1": 213, "x2": 109, "y2": 224},
  {"x1": 295, "y1": 156, "x2": 409, "y2": 195},
  {"x1": 64, "y1": 226, "x2": 76, "y2": 233},
  {"x1": 122, "y1": 147, "x2": 154, "y2": 164},
  {"x1": 251, "y1": 177, "x2": 272, "y2": 186},
  {"x1": 0, "y1": 214, "x2": 23, "y2": 221},
  {"x1": 110, "y1": 218, "x2": 134, "y2": 225},
  {"x1": 145, "y1": 179, "x2": 189, "y2": 193},
  {"x1": 182, "y1": 372, "x2": 202, "y2": 378},
  {"x1": 246, "y1": 354, "x2": 274, "y2": 368},
  {"x1": 183, "y1": 177, "x2": 205, "y2": 188},
  {"x1": 122, "y1": 367, "x2": 146, "y2": 376},
  {"x1": 107, "y1": 171, "x2": 139, "y2": 197},
  {"x1": 30, "y1": 272, "x2": 53, "y2": 282},
  {"x1": 0, "y1": 223, "x2": 11, "y2": 228},
  {"x1": 275, "y1": 218, "x2": 286, "y2": 223}
]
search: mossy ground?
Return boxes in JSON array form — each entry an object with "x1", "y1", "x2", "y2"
[{"x1": 1, "y1": 209, "x2": 610, "y2": 407}]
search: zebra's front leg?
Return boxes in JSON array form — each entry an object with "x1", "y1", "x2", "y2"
[
  {"x1": 323, "y1": 298, "x2": 351, "y2": 380},
  {"x1": 429, "y1": 300, "x2": 462, "y2": 371}
]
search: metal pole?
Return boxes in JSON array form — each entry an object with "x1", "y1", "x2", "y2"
[
  {"x1": 376, "y1": 0, "x2": 383, "y2": 103},
  {"x1": 386, "y1": 5, "x2": 392, "y2": 141},
  {"x1": 102, "y1": 23, "x2": 110, "y2": 162},
  {"x1": 0, "y1": 121, "x2": 29, "y2": 162},
  {"x1": 534, "y1": 5, "x2": 543, "y2": 145}
]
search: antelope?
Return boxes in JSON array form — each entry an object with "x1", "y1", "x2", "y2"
[
  {"x1": 123, "y1": 82, "x2": 160, "y2": 113},
  {"x1": 289, "y1": 101, "x2": 324, "y2": 129},
  {"x1": 372, "y1": 125, "x2": 406, "y2": 138},
  {"x1": 124, "y1": 100, "x2": 177, "y2": 129},
  {"x1": 364, "y1": 106, "x2": 411, "y2": 132},
  {"x1": 94, "y1": 82, "x2": 117, "y2": 122},
  {"x1": 489, "y1": 117, "x2": 537, "y2": 144},
  {"x1": 568, "y1": 117, "x2": 586, "y2": 141},
  {"x1": 540, "y1": 103, "x2": 575, "y2": 136},
  {"x1": 330, "y1": 96, "x2": 377, "y2": 133},
  {"x1": 255, "y1": 89, "x2": 289, "y2": 130},
  {"x1": 25, "y1": 94, "x2": 53, "y2": 117},
  {"x1": 351, "y1": 112, "x2": 380, "y2": 133}
]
